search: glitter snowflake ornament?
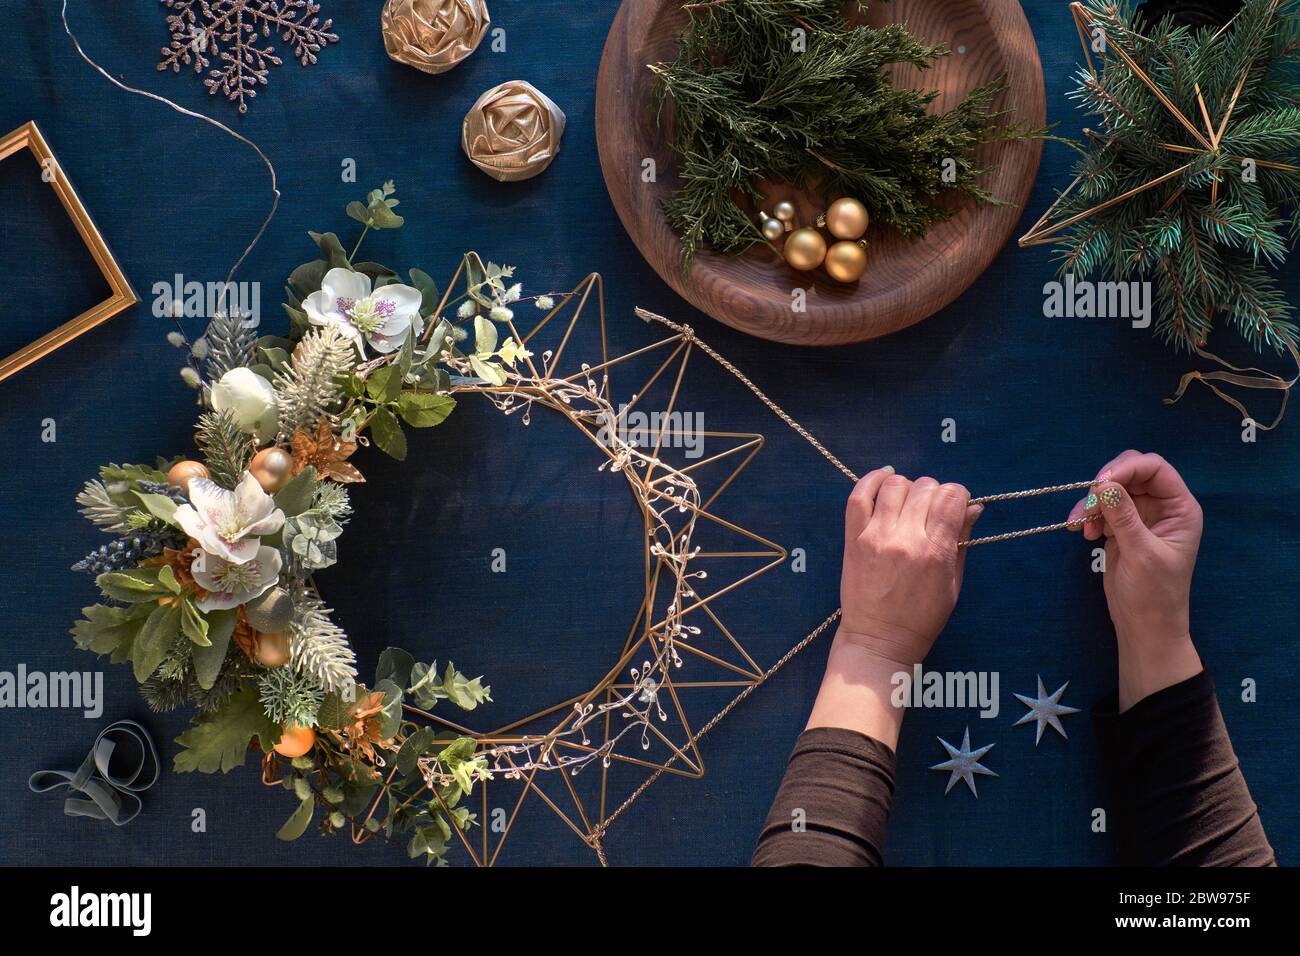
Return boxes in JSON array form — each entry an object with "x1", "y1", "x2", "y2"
[{"x1": 158, "y1": 0, "x2": 339, "y2": 113}]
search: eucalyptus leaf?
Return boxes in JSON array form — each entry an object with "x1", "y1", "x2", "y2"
[
  {"x1": 376, "y1": 647, "x2": 415, "y2": 689},
  {"x1": 276, "y1": 794, "x2": 316, "y2": 841}
]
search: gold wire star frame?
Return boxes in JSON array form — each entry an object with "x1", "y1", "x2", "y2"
[
  {"x1": 353, "y1": 255, "x2": 786, "y2": 866},
  {"x1": 0, "y1": 121, "x2": 137, "y2": 382}
]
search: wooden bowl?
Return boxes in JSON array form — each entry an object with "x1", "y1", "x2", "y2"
[{"x1": 595, "y1": 0, "x2": 1046, "y2": 346}]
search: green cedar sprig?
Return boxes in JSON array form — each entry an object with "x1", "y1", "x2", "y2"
[{"x1": 653, "y1": 0, "x2": 1034, "y2": 269}]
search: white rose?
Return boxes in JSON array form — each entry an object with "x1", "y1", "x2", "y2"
[{"x1": 210, "y1": 367, "x2": 278, "y2": 441}]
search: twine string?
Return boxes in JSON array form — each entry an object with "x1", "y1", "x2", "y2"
[{"x1": 59, "y1": 0, "x2": 280, "y2": 315}]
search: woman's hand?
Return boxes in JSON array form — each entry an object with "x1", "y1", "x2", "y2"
[
  {"x1": 807, "y1": 467, "x2": 981, "y2": 747},
  {"x1": 1067, "y1": 450, "x2": 1204, "y2": 710},
  {"x1": 837, "y1": 468, "x2": 982, "y2": 665}
]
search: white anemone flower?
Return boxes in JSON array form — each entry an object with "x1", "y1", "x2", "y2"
[
  {"x1": 303, "y1": 267, "x2": 423, "y2": 354},
  {"x1": 192, "y1": 545, "x2": 283, "y2": 612},
  {"x1": 174, "y1": 473, "x2": 286, "y2": 564}
]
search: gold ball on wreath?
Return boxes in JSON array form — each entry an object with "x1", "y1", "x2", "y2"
[
  {"x1": 249, "y1": 447, "x2": 295, "y2": 493},
  {"x1": 825, "y1": 240, "x2": 869, "y2": 283},
  {"x1": 254, "y1": 630, "x2": 292, "y2": 668},
  {"x1": 825, "y1": 198, "x2": 870, "y2": 241},
  {"x1": 772, "y1": 200, "x2": 797, "y2": 224},
  {"x1": 784, "y1": 228, "x2": 827, "y2": 271},
  {"x1": 273, "y1": 724, "x2": 316, "y2": 758},
  {"x1": 166, "y1": 460, "x2": 209, "y2": 495}
]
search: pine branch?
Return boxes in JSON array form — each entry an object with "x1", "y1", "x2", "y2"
[
  {"x1": 195, "y1": 409, "x2": 254, "y2": 489},
  {"x1": 1054, "y1": 0, "x2": 1300, "y2": 353},
  {"x1": 289, "y1": 593, "x2": 357, "y2": 696},
  {"x1": 273, "y1": 325, "x2": 355, "y2": 441},
  {"x1": 201, "y1": 310, "x2": 257, "y2": 381}
]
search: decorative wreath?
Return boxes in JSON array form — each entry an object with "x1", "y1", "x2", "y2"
[{"x1": 69, "y1": 183, "x2": 785, "y2": 864}]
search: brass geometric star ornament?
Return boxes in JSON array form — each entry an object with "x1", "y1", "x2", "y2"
[
  {"x1": 931, "y1": 727, "x2": 998, "y2": 797},
  {"x1": 1013, "y1": 676, "x2": 1080, "y2": 745}
]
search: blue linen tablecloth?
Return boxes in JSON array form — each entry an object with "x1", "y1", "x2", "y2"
[{"x1": 0, "y1": 0, "x2": 1295, "y2": 866}]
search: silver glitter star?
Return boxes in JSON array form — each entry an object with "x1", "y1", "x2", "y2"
[
  {"x1": 1013, "y1": 675, "x2": 1080, "y2": 745},
  {"x1": 930, "y1": 727, "x2": 997, "y2": 797}
]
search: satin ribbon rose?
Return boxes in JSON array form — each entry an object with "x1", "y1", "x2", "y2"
[
  {"x1": 381, "y1": 0, "x2": 490, "y2": 74},
  {"x1": 462, "y1": 80, "x2": 567, "y2": 182}
]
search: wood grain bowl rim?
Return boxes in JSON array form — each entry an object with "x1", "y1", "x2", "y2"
[{"x1": 595, "y1": 0, "x2": 1048, "y2": 346}]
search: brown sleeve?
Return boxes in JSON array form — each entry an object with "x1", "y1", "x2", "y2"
[
  {"x1": 1094, "y1": 669, "x2": 1275, "y2": 867},
  {"x1": 751, "y1": 726, "x2": 895, "y2": 867}
]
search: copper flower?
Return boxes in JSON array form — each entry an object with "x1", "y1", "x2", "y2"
[
  {"x1": 342, "y1": 691, "x2": 391, "y2": 764},
  {"x1": 292, "y1": 419, "x2": 364, "y2": 484},
  {"x1": 381, "y1": 0, "x2": 490, "y2": 75},
  {"x1": 462, "y1": 81, "x2": 567, "y2": 182}
]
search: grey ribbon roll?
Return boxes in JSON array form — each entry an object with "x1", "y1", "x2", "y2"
[{"x1": 29, "y1": 720, "x2": 160, "y2": 826}]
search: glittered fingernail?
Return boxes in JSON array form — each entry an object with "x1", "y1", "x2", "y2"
[
  {"x1": 1085, "y1": 492, "x2": 1098, "y2": 509},
  {"x1": 1099, "y1": 487, "x2": 1122, "y2": 509},
  {"x1": 883, "y1": 465, "x2": 895, "y2": 474}
]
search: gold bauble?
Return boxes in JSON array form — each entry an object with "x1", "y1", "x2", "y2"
[
  {"x1": 255, "y1": 631, "x2": 292, "y2": 668},
  {"x1": 166, "y1": 460, "x2": 209, "y2": 494},
  {"x1": 825, "y1": 240, "x2": 869, "y2": 283},
  {"x1": 760, "y1": 216, "x2": 785, "y2": 242},
  {"x1": 273, "y1": 724, "x2": 317, "y2": 758},
  {"x1": 249, "y1": 447, "x2": 295, "y2": 493},
  {"x1": 772, "y1": 200, "x2": 796, "y2": 224},
  {"x1": 825, "y1": 198, "x2": 870, "y2": 241},
  {"x1": 784, "y1": 228, "x2": 827, "y2": 271}
]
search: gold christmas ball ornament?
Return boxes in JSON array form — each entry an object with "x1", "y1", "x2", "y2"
[
  {"x1": 784, "y1": 228, "x2": 827, "y2": 271},
  {"x1": 273, "y1": 724, "x2": 317, "y2": 758},
  {"x1": 462, "y1": 80, "x2": 566, "y2": 182},
  {"x1": 772, "y1": 201, "x2": 797, "y2": 224},
  {"x1": 166, "y1": 460, "x2": 209, "y2": 494},
  {"x1": 244, "y1": 587, "x2": 294, "y2": 633},
  {"x1": 825, "y1": 240, "x2": 869, "y2": 283},
  {"x1": 249, "y1": 447, "x2": 295, "y2": 493},
  {"x1": 760, "y1": 214, "x2": 785, "y2": 242},
  {"x1": 255, "y1": 631, "x2": 292, "y2": 668},
  {"x1": 381, "y1": 0, "x2": 490, "y2": 75},
  {"x1": 824, "y1": 198, "x2": 870, "y2": 241}
]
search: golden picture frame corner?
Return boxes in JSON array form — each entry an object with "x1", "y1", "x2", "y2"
[{"x1": 0, "y1": 120, "x2": 138, "y2": 383}]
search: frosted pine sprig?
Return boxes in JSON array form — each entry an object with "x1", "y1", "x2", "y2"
[
  {"x1": 274, "y1": 325, "x2": 355, "y2": 440},
  {"x1": 202, "y1": 310, "x2": 258, "y2": 382},
  {"x1": 75, "y1": 480, "x2": 131, "y2": 533},
  {"x1": 289, "y1": 594, "x2": 357, "y2": 696},
  {"x1": 258, "y1": 666, "x2": 325, "y2": 727}
]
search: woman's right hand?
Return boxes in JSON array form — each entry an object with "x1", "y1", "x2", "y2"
[{"x1": 1067, "y1": 450, "x2": 1204, "y2": 710}]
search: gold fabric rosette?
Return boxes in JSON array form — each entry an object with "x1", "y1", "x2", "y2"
[
  {"x1": 381, "y1": 0, "x2": 490, "y2": 75},
  {"x1": 461, "y1": 81, "x2": 567, "y2": 182}
]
